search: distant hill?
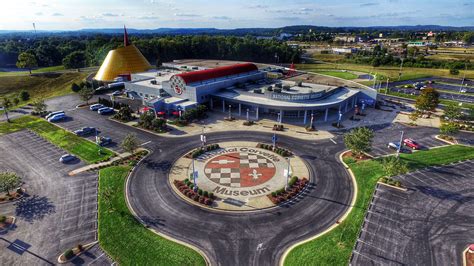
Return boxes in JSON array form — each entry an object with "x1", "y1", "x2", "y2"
[{"x1": 0, "y1": 25, "x2": 473, "y2": 37}]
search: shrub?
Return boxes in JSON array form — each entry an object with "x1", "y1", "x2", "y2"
[
  {"x1": 203, "y1": 191, "x2": 209, "y2": 197},
  {"x1": 271, "y1": 191, "x2": 277, "y2": 197},
  {"x1": 198, "y1": 189, "x2": 203, "y2": 195},
  {"x1": 189, "y1": 184, "x2": 194, "y2": 190},
  {"x1": 77, "y1": 244, "x2": 83, "y2": 251},
  {"x1": 289, "y1": 176, "x2": 298, "y2": 187},
  {"x1": 193, "y1": 194, "x2": 200, "y2": 201},
  {"x1": 19, "y1": 90, "x2": 30, "y2": 101},
  {"x1": 209, "y1": 192, "x2": 214, "y2": 199},
  {"x1": 0, "y1": 216, "x2": 6, "y2": 223},
  {"x1": 64, "y1": 249, "x2": 74, "y2": 260}
]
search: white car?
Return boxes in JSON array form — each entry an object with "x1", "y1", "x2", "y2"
[
  {"x1": 48, "y1": 113, "x2": 66, "y2": 122},
  {"x1": 45, "y1": 110, "x2": 65, "y2": 120}
]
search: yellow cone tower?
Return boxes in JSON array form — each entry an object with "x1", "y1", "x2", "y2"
[{"x1": 94, "y1": 25, "x2": 152, "y2": 82}]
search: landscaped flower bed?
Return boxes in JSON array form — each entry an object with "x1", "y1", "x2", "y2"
[
  {"x1": 267, "y1": 177, "x2": 309, "y2": 204},
  {"x1": 186, "y1": 144, "x2": 220, "y2": 158},
  {"x1": 88, "y1": 150, "x2": 149, "y2": 171},
  {"x1": 0, "y1": 215, "x2": 14, "y2": 230},
  {"x1": 256, "y1": 143, "x2": 292, "y2": 157},
  {"x1": 379, "y1": 177, "x2": 403, "y2": 188},
  {"x1": 174, "y1": 179, "x2": 214, "y2": 206},
  {"x1": 0, "y1": 188, "x2": 25, "y2": 203}
]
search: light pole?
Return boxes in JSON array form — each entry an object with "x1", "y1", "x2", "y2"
[
  {"x1": 200, "y1": 127, "x2": 206, "y2": 147},
  {"x1": 337, "y1": 111, "x2": 342, "y2": 128},
  {"x1": 385, "y1": 78, "x2": 390, "y2": 94},
  {"x1": 192, "y1": 158, "x2": 198, "y2": 191},
  {"x1": 397, "y1": 131, "x2": 404, "y2": 158},
  {"x1": 272, "y1": 133, "x2": 277, "y2": 150},
  {"x1": 228, "y1": 104, "x2": 232, "y2": 119},
  {"x1": 95, "y1": 128, "x2": 102, "y2": 155},
  {"x1": 310, "y1": 112, "x2": 314, "y2": 129},
  {"x1": 398, "y1": 58, "x2": 404, "y2": 81},
  {"x1": 285, "y1": 157, "x2": 291, "y2": 190}
]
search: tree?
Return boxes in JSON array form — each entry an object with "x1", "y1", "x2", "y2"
[
  {"x1": 415, "y1": 88, "x2": 439, "y2": 116},
  {"x1": 71, "y1": 82, "x2": 81, "y2": 92},
  {"x1": 12, "y1": 97, "x2": 20, "y2": 106},
  {"x1": 62, "y1": 51, "x2": 86, "y2": 69},
  {"x1": 449, "y1": 68, "x2": 460, "y2": 75},
  {"x1": 409, "y1": 111, "x2": 419, "y2": 125},
  {"x1": 78, "y1": 87, "x2": 94, "y2": 105},
  {"x1": 381, "y1": 156, "x2": 408, "y2": 177},
  {"x1": 440, "y1": 122, "x2": 459, "y2": 136},
  {"x1": 114, "y1": 106, "x2": 134, "y2": 122},
  {"x1": 19, "y1": 90, "x2": 30, "y2": 101},
  {"x1": 121, "y1": 133, "x2": 139, "y2": 154},
  {"x1": 344, "y1": 127, "x2": 375, "y2": 158},
  {"x1": 0, "y1": 172, "x2": 22, "y2": 195},
  {"x1": 16, "y1": 52, "x2": 37, "y2": 74},
  {"x1": 1, "y1": 97, "x2": 12, "y2": 122},
  {"x1": 443, "y1": 102, "x2": 462, "y2": 121},
  {"x1": 32, "y1": 98, "x2": 47, "y2": 114}
]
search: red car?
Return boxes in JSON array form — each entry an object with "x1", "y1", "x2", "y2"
[{"x1": 403, "y1": 138, "x2": 420, "y2": 150}]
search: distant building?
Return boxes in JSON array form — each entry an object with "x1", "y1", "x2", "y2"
[
  {"x1": 334, "y1": 35, "x2": 358, "y2": 43},
  {"x1": 407, "y1": 41, "x2": 427, "y2": 47},
  {"x1": 332, "y1": 47, "x2": 358, "y2": 54}
]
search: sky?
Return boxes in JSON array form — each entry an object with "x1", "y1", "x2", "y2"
[{"x1": 0, "y1": 0, "x2": 473, "y2": 31}]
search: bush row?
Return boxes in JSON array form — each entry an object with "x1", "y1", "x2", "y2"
[
  {"x1": 88, "y1": 150, "x2": 148, "y2": 171},
  {"x1": 268, "y1": 177, "x2": 309, "y2": 204},
  {"x1": 379, "y1": 177, "x2": 402, "y2": 187},
  {"x1": 174, "y1": 179, "x2": 214, "y2": 206},
  {"x1": 189, "y1": 144, "x2": 220, "y2": 158},
  {"x1": 257, "y1": 143, "x2": 292, "y2": 157}
]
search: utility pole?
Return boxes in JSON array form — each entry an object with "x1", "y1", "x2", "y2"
[
  {"x1": 397, "y1": 131, "x2": 404, "y2": 158},
  {"x1": 285, "y1": 157, "x2": 291, "y2": 190},
  {"x1": 398, "y1": 58, "x2": 404, "y2": 81},
  {"x1": 192, "y1": 158, "x2": 198, "y2": 191},
  {"x1": 385, "y1": 77, "x2": 390, "y2": 94}
]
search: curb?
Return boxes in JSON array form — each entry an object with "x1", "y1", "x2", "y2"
[
  {"x1": 435, "y1": 134, "x2": 458, "y2": 145},
  {"x1": 278, "y1": 150, "x2": 358, "y2": 266},
  {"x1": 57, "y1": 241, "x2": 98, "y2": 264},
  {"x1": 377, "y1": 181, "x2": 407, "y2": 192},
  {"x1": 123, "y1": 149, "x2": 212, "y2": 266}
]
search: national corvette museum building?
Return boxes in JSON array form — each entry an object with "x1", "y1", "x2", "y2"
[{"x1": 124, "y1": 62, "x2": 377, "y2": 124}]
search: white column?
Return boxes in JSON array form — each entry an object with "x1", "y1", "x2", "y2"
[
  {"x1": 345, "y1": 100, "x2": 348, "y2": 112},
  {"x1": 222, "y1": 99, "x2": 225, "y2": 113},
  {"x1": 256, "y1": 107, "x2": 259, "y2": 120},
  {"x1": 324, "y1": 108, "x2": 329, "y2": 122},
  {"x1": 239, "y1": 103, "x2": 241, "y2": 116},
  {"x1": 303, "y1": 110, "x2": 307, "y2": 124}
]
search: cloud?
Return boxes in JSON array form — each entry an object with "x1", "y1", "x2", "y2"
[
  {"x1": 174, "y1": 13, "x2": 201, "y2": 17},
  {"x1": 35, "y1": 12, "x2": 43, "y2": 16},
  {"x1": 136, "y1": 16, "x2": 159, "y2": 20},
  {"x1": 360, "y1": 2, "x2": 379, "y2": 6},
  {"x1": 51, "y1": 13, "x2": 63, "y2": 16},
  {"x1": 248, "y1": 4, "x2": 268, "y2": 9},
  {"x1": 212, "y1": 16, "x2": 231, "y2": 20},
  {"x1": 300, "y1": 8, "x2": 314, "y2": 12}
]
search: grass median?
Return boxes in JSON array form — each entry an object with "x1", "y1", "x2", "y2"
[
  {"x1": 0, "y1": 115, "x2": 114, "y2": 163},
  {"x1": 284, "y1": 145, "x2": 474, "y2": 265},
  {"x1": 98, "y1": 166, "x2": 206, "y2": 265}
]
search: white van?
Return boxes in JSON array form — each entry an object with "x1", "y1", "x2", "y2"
[{"x1": 45, "y1": 110, "x2": 65, "y2": 120}]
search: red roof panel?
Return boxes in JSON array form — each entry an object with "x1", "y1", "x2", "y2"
[{"x1": 176, "y1": 63, "x2": 258, "y2": 85}]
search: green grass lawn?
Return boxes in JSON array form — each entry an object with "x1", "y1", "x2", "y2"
[
  {"x1": 381, "y1": 90, "x2": 474, "y2": 109},
  {"x1": 0, "y1": 115, "x2": 114, "y2": 163},
  {"x1": 98, "y1": 166, "x2": 206, "y2": 265},
  {"x1": 314, "y1": 70, "x2": 358, "y2": 80},
  {"x1": 0, "y1": 65, "x2": 66, "y2": 77},
  {"x1": 284, "y1": 145, "x2": 474, "y2": 266}
]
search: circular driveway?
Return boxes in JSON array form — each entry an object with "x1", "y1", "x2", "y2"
[{"x1": 127, "y1": 131, "x2": 353, "y2": 266}]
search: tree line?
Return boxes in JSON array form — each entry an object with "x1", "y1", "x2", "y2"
[{"x1": 0, "y1": 35, "x2": 302, "y2": 69}]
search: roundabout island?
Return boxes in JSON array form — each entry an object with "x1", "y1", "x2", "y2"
[
  {"x1": 126, "y1": 131, "x2": 355, "y2": 265},
  {"x1": 169, "y1": 142, "x2": 310, "y2": 212}
]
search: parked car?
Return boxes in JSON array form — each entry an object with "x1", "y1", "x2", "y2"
[
  {"x1": 74, "y1": 127, "x2": 96, "y2": 136},
  {"x1": 112, "y1": 90, "x2": 122, "y2": 96},
  {"x1": 387, "y1": 142, "x2": 402, "y2": 150},
  {"x1": 45, "y1": 110, "x2": 65, "y2": 120},
  {"x1": 59, "y1": 154, "x2": 76, "y2": 163},
  {"x1": 98, "y1": 107, "x2": 114, "y2": 115},
  {"x1": 48, "y1": 113, "x2": 66, "y2": 122},
  {"x1": 403, "y1": 138, "x2": 420, "y2": 150},
  {"x1": 90, "y1": 104, "x2": 104, "y2": 111},
  {"x1": 97, "y1": 136, "x2": 112, "y2": 146}
]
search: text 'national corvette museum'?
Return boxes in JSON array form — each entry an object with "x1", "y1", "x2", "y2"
[{"x1": 123, "y1": 62, "x2": 377, "y2": 124}]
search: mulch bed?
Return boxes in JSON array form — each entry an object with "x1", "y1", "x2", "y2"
[
  {"x1": 466, "y1": 250, "x2": 474, "y2": 266},
  {"x1": 267, "y1": 178, "x2": 309, "y2": 204},
  {"x1": 0, "y1": 216, "x2": 14, "y2": 230},
  {"x1": 0, "y1": 188, "x2": 25, "y2": 203},
  {"x1": 342, "y1": 151, "x2": 371, "y2": 162}
]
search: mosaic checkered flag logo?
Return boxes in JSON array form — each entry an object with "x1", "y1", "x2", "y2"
[{"x1": 204, "y1": 152, "x2": 276, "y2": 188}]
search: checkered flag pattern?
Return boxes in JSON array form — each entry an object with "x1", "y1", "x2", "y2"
[{"x1": 204, "y1": 153, "x2": 275, "y2": 188}]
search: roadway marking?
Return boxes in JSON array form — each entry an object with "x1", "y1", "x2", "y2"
[
  {"x1": 87, "y1": 252, "x2": 105, "y2": 265},
  {"x1": 140, "y1": 141, "x2": 151, "y2": 146},
  {"x1": 330, "y1": 138, "x2": 337, "y2": 144}
]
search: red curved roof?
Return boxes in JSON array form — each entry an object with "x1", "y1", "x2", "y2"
[{"x1": 176, "y1": 63, "x2": 258, "y2": 85}]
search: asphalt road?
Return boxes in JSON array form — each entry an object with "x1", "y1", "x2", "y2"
[
  {"x1": 0, "y1": 130, "x2": 110, "y2": 265},
  {"x1": 127, "y1": 131, "x2": 353, "y2": 266},
  {"x1": 351, "y1": 160, "x2": 474, "y2": 266}
]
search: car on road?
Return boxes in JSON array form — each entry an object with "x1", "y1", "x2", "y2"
[
  {"x1": 403, "y1": 138, "x2": 420, "y2": 150},
  {"x1": 48, "y1": 113, "x2": 66, "y2": 122},
  {"x1": 98, "y1": 107, "x2": 114, "y2": 115},
  {"x1": 45, "y1": 110, "x2": 65, "y2": 120},
  {"x1": 97, "y1": 136, "x2": 112, "y2": 146},
  {"x1": 59, "y1": 154, "x2": 76, "y2": 163},
  {"x1": 90, "y1": 104, "x2": 104, "y2": 111},
  {"x1": 112, "y1": 90, "x2": 122, "y2": 96},
  {"x1": 74, "y1": 127, "x2": 97, "y2": 136}
]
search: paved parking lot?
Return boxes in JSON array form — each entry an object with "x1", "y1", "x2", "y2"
[
  {"x1": 0, "y1": 130, "x2": 110, "y2": 265},
  {"x1": 368, "y1": 123, "x2": 446, "y2": 157},
  {"x1": 351, "y1": 160, "x2": 474, "y2": 266},
  {"x1": 53, "y1": 107, "x2": 154, "y2": 153}
]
